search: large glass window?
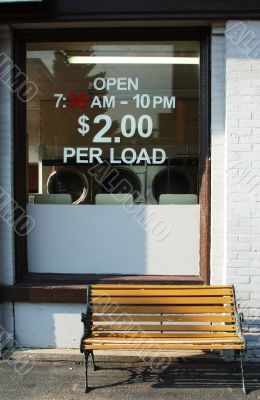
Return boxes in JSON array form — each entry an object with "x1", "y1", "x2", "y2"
[
  {"x1": 25, "y1": 38, "x2": 203, "y2": 276},
  {"x1": 26, "y1": 41, "x2": 200, "y2": 206}
]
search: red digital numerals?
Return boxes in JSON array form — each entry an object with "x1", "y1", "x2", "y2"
[{"x1": 67, "y1": 93, "x2": 88, "y2": 109}]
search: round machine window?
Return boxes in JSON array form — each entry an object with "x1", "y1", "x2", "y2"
[
  {"x1": 152, "y1": 167, "x2": 193, "y2": 203},
  {"x1": 99, "y1": 166, "x2": 142, "y2": 200},
  {"x1": 47, "y1": 167, "x2": 89, "y2": 204}
]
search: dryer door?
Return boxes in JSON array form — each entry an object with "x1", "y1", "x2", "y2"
[
  {"x1": 97, "y1": 166, "x2": 142, "y2": 201},
  {"x1": 152, "y1": 167, "x2": 193, "y2": 203},
  {"x1": 47, "y1": 167, "x2": 89, "y2": 205}
]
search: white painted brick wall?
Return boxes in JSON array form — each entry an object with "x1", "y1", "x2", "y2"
[
  {"x1": 225, "y1": 21, "x2": 260, "y2": 360},
  {"x1": 210, "y1": 25, "x2": 226, "y2": 285},
  {"x1": 0, "y1": 26, "x2": 15, "y2": 286},
  {"x1": 0, "y1": 22, "x2": 259, "y2": 358},
  {"x1": 0, "y1": 26, "x2": 15, "y2": 352}
]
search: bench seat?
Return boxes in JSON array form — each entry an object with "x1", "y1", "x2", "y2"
[
  {"x1": 83, "y1": 336, "x2": 244, "y2": 350},
  {"x1": 80, "y1": 284, "x2": 246, "y2": 393}
]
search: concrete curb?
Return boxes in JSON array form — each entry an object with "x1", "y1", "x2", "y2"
[{"x1": 10, "y1": 348, "x2": 207, "y2": 363}]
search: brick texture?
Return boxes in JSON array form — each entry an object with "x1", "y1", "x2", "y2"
[
  {"x1": 0, "y1": 26, "x2": 14, "y2": 286},
  {"x1": 0, "y1": 22, "x2": 260, "y2": 357},
  {"x1": 210, "y1": 25, "x2": 226, "y2": 285},
  {"x1": 225, "y1": 21, "x2": 260, "y2": 361},
  {"x1": 0, "y1": 26, "x2": 15, "y2": 353}
]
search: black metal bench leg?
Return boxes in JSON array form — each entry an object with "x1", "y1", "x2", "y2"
[
  {"x1": 234, "y1": 350, "x2": 239, "y2": 373},
  {"x1": 90, "y1": 350, "x2": 97, "y2": 371},
  {"x1": 240, "y1": 350, "x2": 247, "y2": 394},
  {"x1": 84, "y1": 351, "x2": 90, "y2": 393}
]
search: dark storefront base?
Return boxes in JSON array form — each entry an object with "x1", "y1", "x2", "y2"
[{"x1": 0, "y1": 274, "x2": 205, "y2": 303}]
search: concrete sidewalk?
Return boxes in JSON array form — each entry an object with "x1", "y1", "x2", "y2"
[{"x1": 0, "y1": 355, "x2": 260, "y2": 400}]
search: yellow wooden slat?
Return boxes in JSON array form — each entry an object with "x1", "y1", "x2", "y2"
[
  {"x1": 91, "y1": 289, "x2": 233, "y2": 297},
  {"x1": 90, "y1": 332, "x2": 239, "y2": 338},
  {"x1": 92, "y1": 297, "x2": 233, "y2": 305},
  {"x1": 92, "y1": 315, "x2": 235, "y2": 323},
  {"x1": 92, "y1": 324, "x2": 236, "y2": 332},
  {"x1": 87, "y1": 339, "x2": 243, "y2": 345},
  {"x1": 85, "y1": 336, "x2": 242, "y2": 343},
  {"x1": 91, "y1": 285, "x2": 233, "y2": 289},
  {"x1": 83, "y1": 344, "x2": 244, "y2": 350},
  {"x1": 92, "y1": 305, "x2": 234, "y2": 314}
]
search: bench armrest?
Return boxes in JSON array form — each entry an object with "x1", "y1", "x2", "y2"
[
  {"x1": 232, "y1": 285, "x2": 246, "y2": 349},
  {"x1": 80, "y1": 287, "x2": 92, "y2": 352},
  {"x1": 81, "y1": 312, "x2": 87, "y2": 323}
]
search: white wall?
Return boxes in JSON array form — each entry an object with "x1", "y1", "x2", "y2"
[
  {"x1": 27, "y1": 204, "x2": 200, "y2": 275},
  {"x1": 0, "y1": 26, "x2": 15, "y2": 285},
  {"x1": 0, "y1": 22, "x2": 259, "y2": 357},
  {"x1": 15, "y1": 303, "x2": 84, "y2": 348},
  {"x1": 225, "y1": 21, "x2": 260, "y2": 360},
  {"x1": 0, "y1": 26, "x2": 15, "y2": 351},
  {"x1": 210, "y1": 25, "x2": 226, "y2": 285},
  {"x1": 210, "y1": 21, "x2": 260, "y2": 360}
]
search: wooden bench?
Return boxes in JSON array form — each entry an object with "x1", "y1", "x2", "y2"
[{"x1": 80, "y1": 284, "x2": 246, "y2": 393}]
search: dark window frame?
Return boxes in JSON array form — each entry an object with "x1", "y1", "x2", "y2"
[
  {"x1": 2, "y1": 0, "x2": 260, "y2": 22},
  {"x1": 13, "y1": 27, "x2": 211, "y2": 290}
]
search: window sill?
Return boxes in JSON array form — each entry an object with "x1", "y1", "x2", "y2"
[{"x1": 0, "y1": 273, "x2": 205, "y2": 303}]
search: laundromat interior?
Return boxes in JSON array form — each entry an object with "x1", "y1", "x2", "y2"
[{"x1": 26, "y1": 38, "x2": 201, "y2": 276}]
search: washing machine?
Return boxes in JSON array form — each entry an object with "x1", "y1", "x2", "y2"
[
  {"x1": 42, "y1": 161, "x2": 99, "y2": 204},
  {"x1": 41, "y1": 160, "x2": 147, "y2": 205},
  {"x1": 146, "y1": 157, "x2": 199, "y2": 204},
  {"x1": 95, "y1": 162, "x2": 147, "y2": 203}
]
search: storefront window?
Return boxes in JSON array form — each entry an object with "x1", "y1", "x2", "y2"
[
  {"x1": 24, "y1": 38, "x2": 203, "y2": 275},
  {"x1": 26, "y1": 41, "x2": 200, "y2": 205}
]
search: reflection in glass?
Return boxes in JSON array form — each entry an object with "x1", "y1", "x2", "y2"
[{"x1": 26, "y1": 41, "x2": 200, "y2": 205}]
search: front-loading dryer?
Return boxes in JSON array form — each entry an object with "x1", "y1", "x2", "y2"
[
  {"x1": 42, "y1": 162, "x2": 99, "y2": 204},
  {"x1": 146, "y1": 157, "x2": 199, "y2": 204},
  {"x1": 94, "y1": 163, "x2": 147, "y2": 203}
]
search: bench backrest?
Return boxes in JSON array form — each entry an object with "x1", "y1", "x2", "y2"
[{"x1": 86, "y1": 285, "x2": 240, "y2": 339}]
